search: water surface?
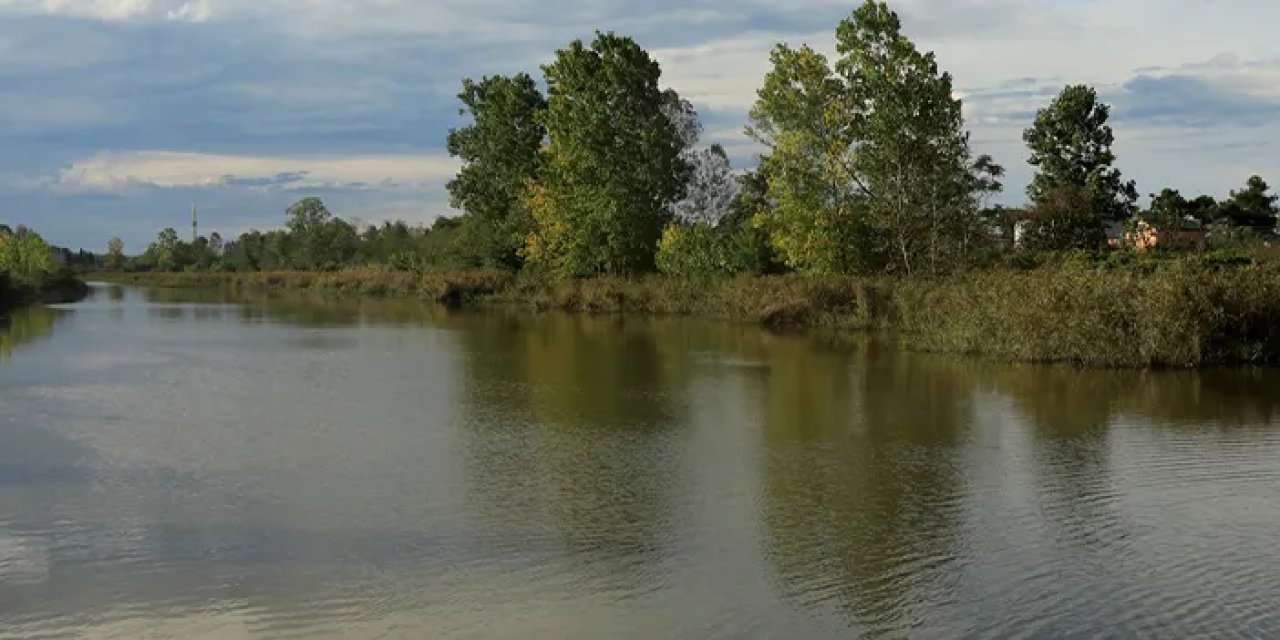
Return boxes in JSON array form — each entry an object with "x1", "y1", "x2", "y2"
[{"x1": 2, "y1": 284, "x2": 1279, "y2": 638}]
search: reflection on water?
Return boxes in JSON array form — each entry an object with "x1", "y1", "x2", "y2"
[
  {"x1": 0, "y1": 304, "x2": 67, "y2": 362},
  {"x1": 758, "y1": 342, "x2": 972, "y2": 633},
  {"x1": 1, "y1": 284, "x2": 1279, "y2": 637}
]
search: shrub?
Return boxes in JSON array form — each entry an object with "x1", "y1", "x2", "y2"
[{"x1": 656, "y1": 222, "x2": 772, "y2": 277}]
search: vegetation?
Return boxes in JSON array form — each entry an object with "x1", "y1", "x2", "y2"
[
  {"x1": 0, "y1": 225, "x2": 88, "y2": 312},
  {"x1": 446, "y1": 73, "x2": 546, "y2": 269},
  {"x1": 103, "y1": 246, "x2": 1280, "y2": 368},
  {"x1": 88, "y1": 1, "x2": 1280, "y2": 368},
  {"x1": 523, "y1": 33, "x2": 691, "y2": 276}
]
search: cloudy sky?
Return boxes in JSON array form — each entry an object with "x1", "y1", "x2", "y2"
[{"x1": 2, "y1": 0, "x2": 1278, "y2": 251}]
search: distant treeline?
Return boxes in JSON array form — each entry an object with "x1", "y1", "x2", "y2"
[{"x1": 106, "y1": 0, "x2": 1274, "y2": 278}]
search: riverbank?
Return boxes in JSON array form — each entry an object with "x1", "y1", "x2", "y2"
[
  {"x1": 98, "y1": 259, "x2": 1280, "y2": 368},
  {"x1": 0, "y1": 273, "x2": 90, "y2": 314}
]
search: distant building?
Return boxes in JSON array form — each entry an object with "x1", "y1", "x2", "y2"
[{"x1": 1126, "y1": 217, "x2": 1207, "y2": 252}]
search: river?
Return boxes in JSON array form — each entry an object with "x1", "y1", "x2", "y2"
[{"x1": 2, "y1": 283, "x2": 1279, "y2": 638}]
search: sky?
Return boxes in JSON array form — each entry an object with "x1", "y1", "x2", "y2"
[{"x1": 2, "y1": 0, "x2": 1279, "y2": 251}]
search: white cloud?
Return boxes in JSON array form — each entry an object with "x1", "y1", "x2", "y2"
[
  {"x1": 55, "y1": 151, "x2": 459, "y2": 194},
  {"x1": 0, "y1": 0, "x2": 209, "y2": 22},
  {"x1": 654, "y1": 31, "x2": 830, "y2": 112}
]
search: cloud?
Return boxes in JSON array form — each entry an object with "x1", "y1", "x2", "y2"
[
  {"x1": 1114, "y1": 73, "x2": 1280, "y2": 128},
  {"x1": 0, "y1": 0, "x2": 209, "y2": 22},
  {"x1": 54, "y1": 151, "x2": 459, "y2": 194}
]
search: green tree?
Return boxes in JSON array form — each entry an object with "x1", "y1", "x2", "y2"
[
  {"x1": 284, "y1": 198, "x2": 358, "y2": 270},
  {"x1": 105, "y1": 237, "x2": 126, "y2": 270},
  {"x1": 1217, "y1": 175, "x2": 1278, "y2": 230},
  {"x1": 523, "y1": 32, "x2": 690, "y2": 276},
  {"x1": 447, "y1": 74, "x2": 547, "y2": 269},
  {"x1": 1143, "y1": 188, "x2": 1192, "y2": 230},
  {"x1": 1019, "y1": 185, "x2": 1105, "y2": 251},
  {"x1": 835, "y1": 1, "x2": 1001, "y2": 274},
  {"x1": 749, "y1": 1, "x2": 1000, "y2": 275},
  {"x1": 0, "y1": 226, "x2": 54, "y2": 283},
  {"x1": 748, "y1": 44, "x2": 864, "y2": 274},
  {"x1": 144, "y1": 228, "x2": 181, "y2": 271},
  {"x1": 1023, "y1": 84, "x2": 1136, "y2": 248},
  {"x1": 1188, "y1": 195, "x2": 1219, "y2": 224}
]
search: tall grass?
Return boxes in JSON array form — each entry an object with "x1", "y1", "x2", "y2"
[{"x1": 100, "y1": 258, "x2": 1280, "y2": 367}]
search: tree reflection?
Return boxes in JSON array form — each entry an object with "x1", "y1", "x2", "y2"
[
  {"x1": 984, "y1": 365, "x2": 1129, "y2": 555},
  {"x1": 0, "y1": 305, "x2": 66, "y2": 362},
  {"x1": 759, "y1": 338, "x2": 972, "y2": 634},
  {"x1": 454, "y1": 312, "x2": 686, "y2": 592}
]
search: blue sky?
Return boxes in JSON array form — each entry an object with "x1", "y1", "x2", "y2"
[{"x1": 2, "y1": 0, "x2": 1278, "y2": 251}]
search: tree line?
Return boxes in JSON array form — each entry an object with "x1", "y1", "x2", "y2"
[{"x1": 116, "y1": 0, "x2": 1278, "y2": 277}]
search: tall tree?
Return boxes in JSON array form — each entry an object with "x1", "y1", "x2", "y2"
[
  {"x1": 145, "y1": 228, "x2": 181, "y2": 271},
  {"x1": 106, "y1": 237, "x2": 125, "y2": 270},
  {"x1": 447, "y1": 73, "x2": 548, "y2": 269},
  {"x1": 284, "y1": 197, "x2": 357, "y2": 270},
  {"x1": 1023, "y1": 85, "x2": 1136, "y2": 248},
  {"x1": 835, "y1": 1, "x2": 1001, "y2": 274},
  {"x1": 749, "y1": 1, "x2": 1000, "y2": 275},
  {"x1": 748, "y1": 44, "x2": 864, "y2": 274},
  {"x1": 523, "y1": 32, "x2": 690, "y2": 276}
]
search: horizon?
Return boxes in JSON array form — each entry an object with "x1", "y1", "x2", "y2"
[{"x1": 3, "y1": 0, "x2": 1278, "y2": 251}]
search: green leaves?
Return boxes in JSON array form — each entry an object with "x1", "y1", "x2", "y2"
[
  {"x1": 748, "y1": 0, "x2": 999, "y2": 276},
  {"x1": 446, "y1": 73, "x2": 547, "y2": 269},
  {"x1": 1024, "y1": 85, "x2": 1137, "y2": 225},
  {"x1": 1218, "y1": 176, "x2": 1279, "y2": 230},
  {"x1": 525, "y1": 32, "x2": 689, "y2": 276},
  {"x1": 0, "y1": 226, "x2": 55, "y2": 284}
]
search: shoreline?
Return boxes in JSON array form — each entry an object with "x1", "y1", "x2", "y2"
[
  {"x1": 0, "y1": 275, "x2": 90, "y2": 315},
  {"x1": 95, "y1": 263, "x2": 1280, "y2": 369}
]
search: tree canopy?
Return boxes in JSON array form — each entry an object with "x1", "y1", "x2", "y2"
[
  {"x1": 522, "y1": 32, "x2": 690, "y2": 276},
  {"x1": 447, "y1": 73, "x2": 547, "y2": 269},
  {"x1": 748, "y1": 1, "x2": 1000, "y2": 275}
]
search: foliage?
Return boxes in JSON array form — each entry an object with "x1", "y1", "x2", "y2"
[
  {"x1": 1017, "y1": 185, "x2": 1107, "y2": 251},
  {"x1": 1024, "y1": 84, "x2": 1137, "y2": 234},
  {"x1": 523, "y1": 32, "x2": 690, "y2": 277},
  {"x1": 894, "y1": 259, "x2": 1280, "y2": 367},
  {"x1": 0, "y1": 225, "x2": 55, "y2": 284},
  {"x1": 285, "y1": 197, "x2": 359, "y2": 270},
  {"x1": 105, "y1": 237, "x2": 126, "y2": 271},
  {"x1": 748, "y1": 44, "x2": 867, "y2": 275},
  {"x1": 1143, "y1": 188, "x2": 1195, "y2": 230},
  {"x1": 447, "y1": 74, "x2": 547, "y2": 269},
  {"x1": 1217, "y1": 175, "x2": 1278, "y2": 230},
  {"x1": 748, "y1": 1, "x2": 1000, "y2": 275},
  {"x1": 655, "y1": 221, "x2": 771, "y2": 277},
  {"x1": 835, "y1": 1, "x2": 1002, "y2": 274}
]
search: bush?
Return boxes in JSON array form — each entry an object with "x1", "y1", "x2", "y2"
[{"x1": 656, "y1": 222, "x2": 773, "y2": 277}]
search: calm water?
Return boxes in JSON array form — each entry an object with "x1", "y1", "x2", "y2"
[{"x1": 3, "y1": 284, "x2": 1280, "y2": 638}]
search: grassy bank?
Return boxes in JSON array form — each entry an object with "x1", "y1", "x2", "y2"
[
  {"x1": 98, "y1": 259, "x2": 1280, "y2": 368},
  {"x1": 0, "y1": 273, "x2": 90, "y2": 313}
]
